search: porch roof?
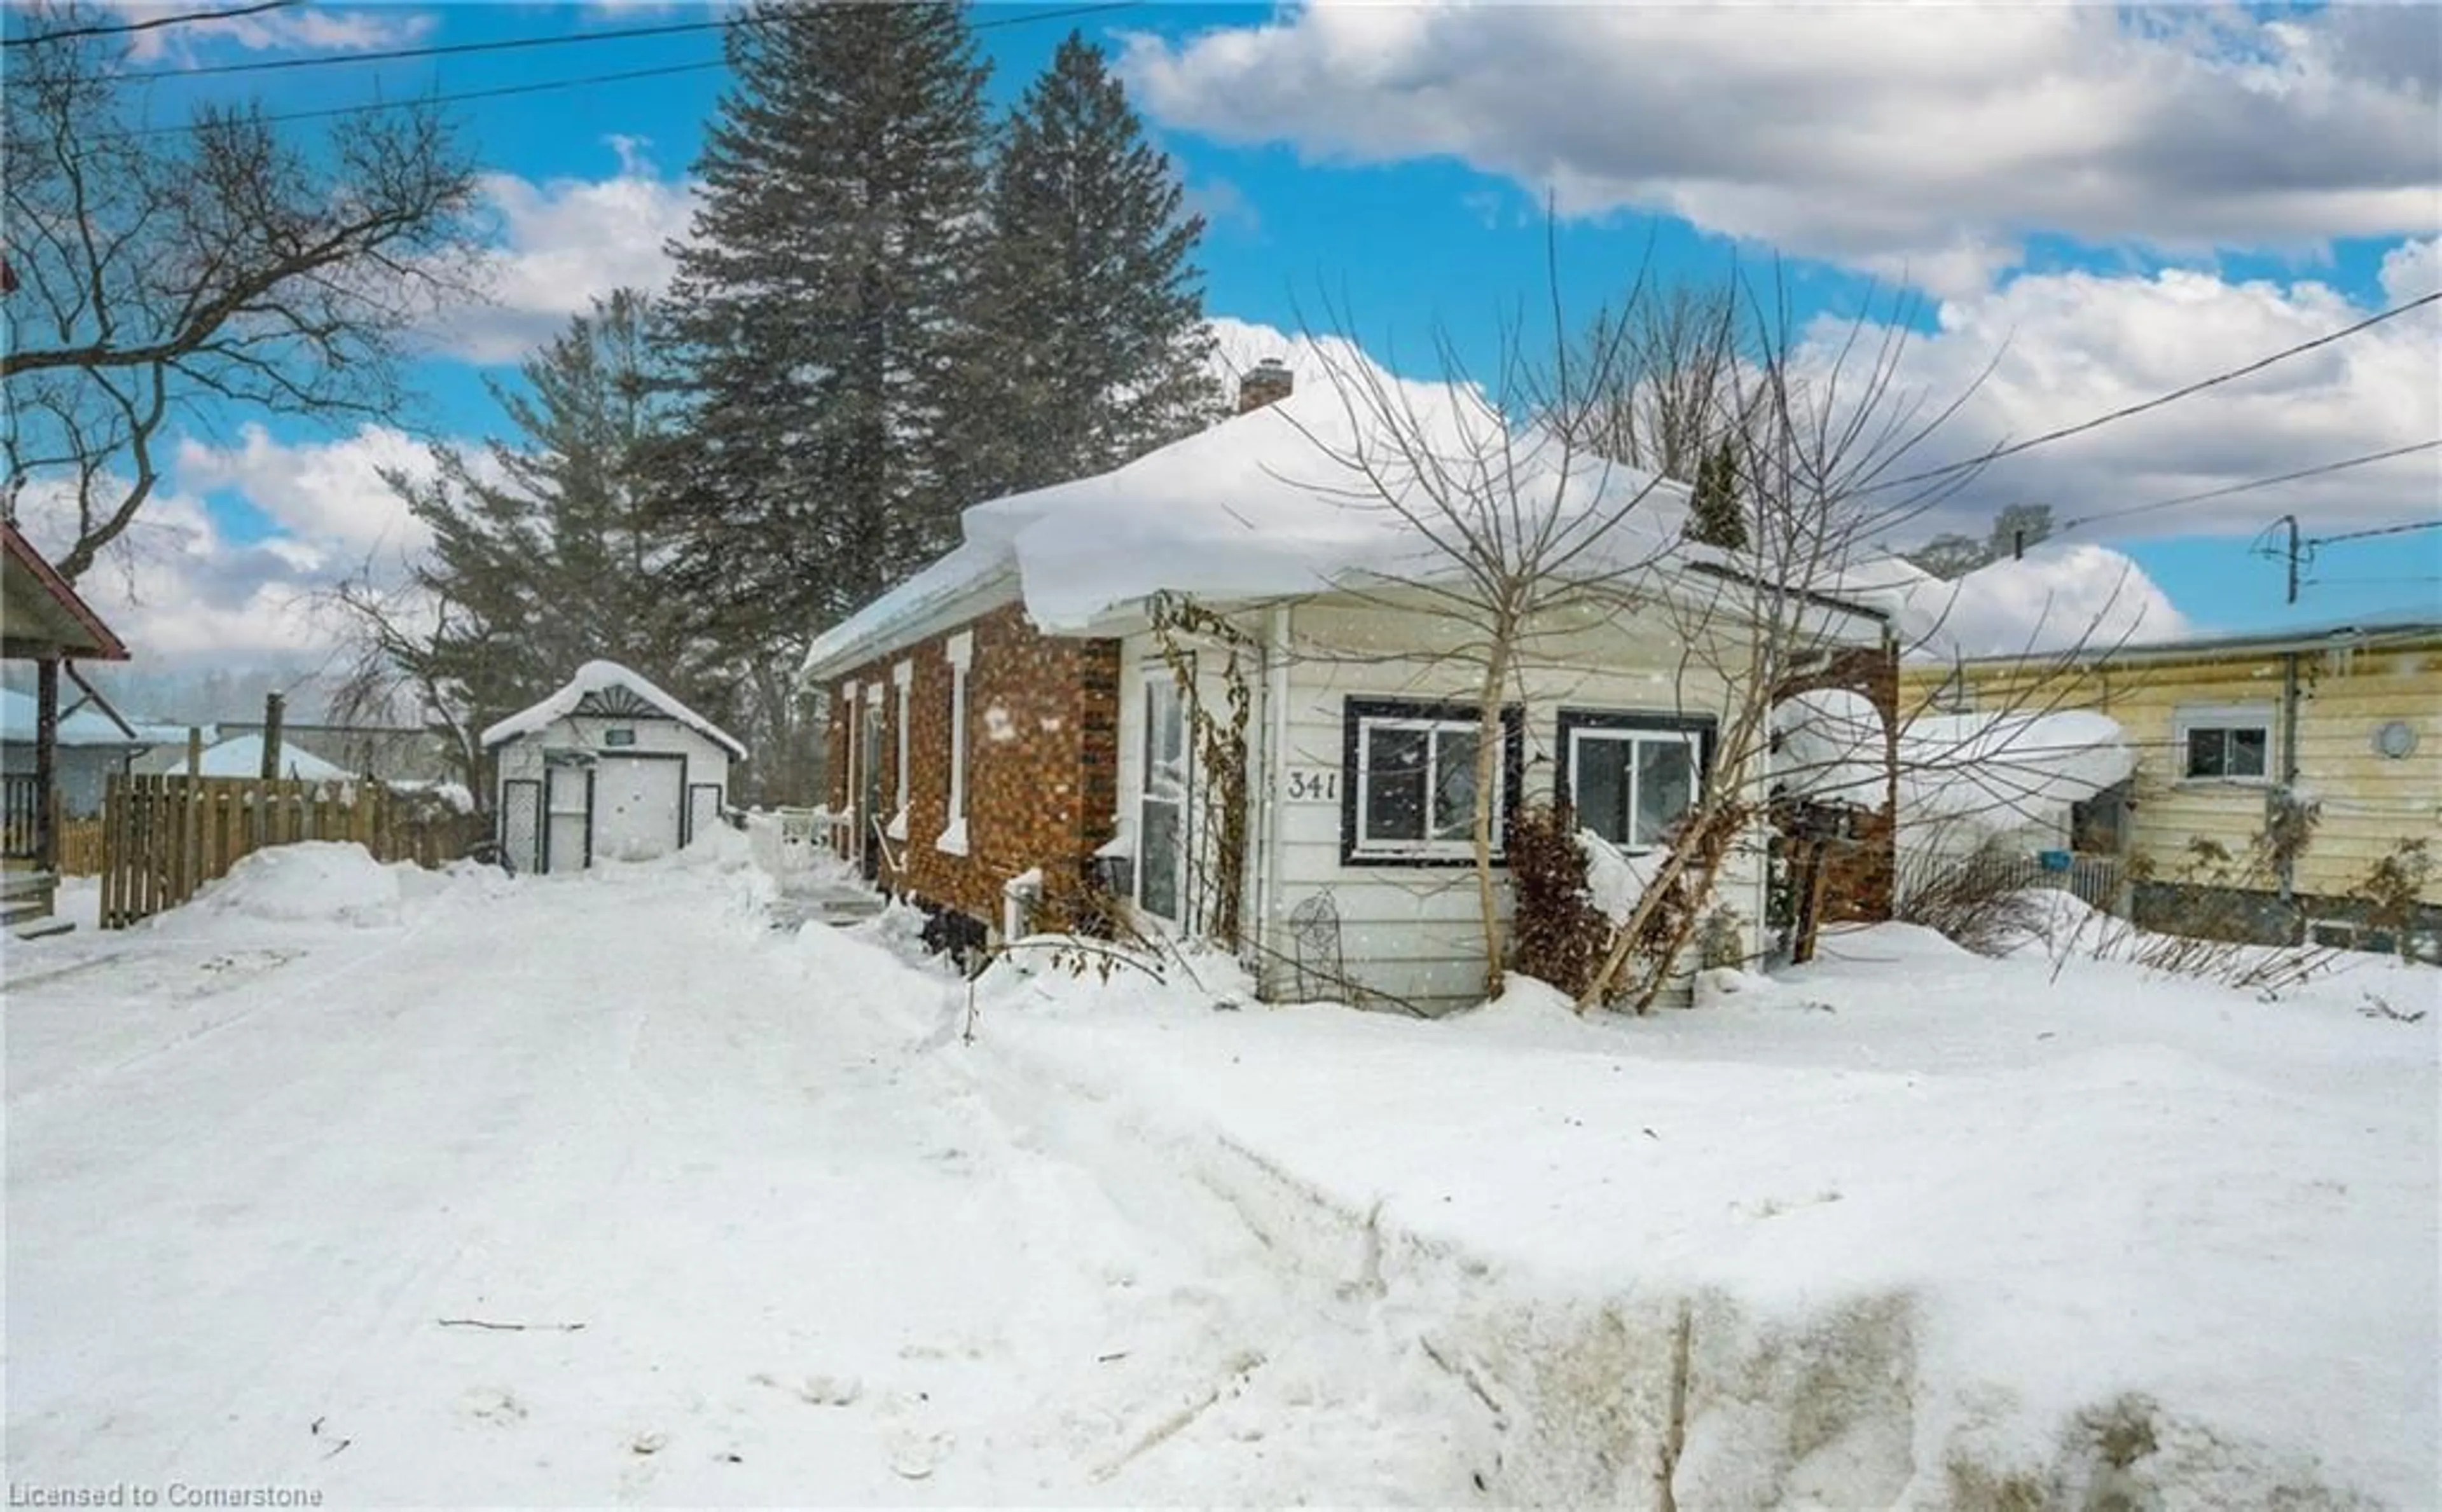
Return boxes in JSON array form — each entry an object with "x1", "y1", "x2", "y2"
[{"x1": 3, "y1": 523, "x2": 128, "y2": 662}]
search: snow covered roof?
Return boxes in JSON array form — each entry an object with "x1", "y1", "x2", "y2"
[
  {"x1": 1774, "y1": 692, "x2": 2134, "y2": 832},
  {"x1": 165, "y1": 733, "x2": 353, "y2": 782},
  {"x1": 1942, "y1": 604, "x2": 2442, "y2": 668},
  {"x1": 0, "y1": 687, "x2": 148, "y2": 748},
  {"x1": 802, "y1": 381, "x2": 1863, "y2": 682},
  {"x1": 480, "y1": 661, "x2": 746, "y2": 757}
]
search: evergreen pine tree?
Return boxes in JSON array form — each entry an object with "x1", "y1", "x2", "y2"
[
  {"x1": 385, "y1": 291, "x2": 684, "y2": 746},
  {"x1": 655, "y1": 1, "x2": 991, "y2": 642},
  {"x1": 956, "y1": 31, "x2": 1218, "y2": 499},
  {"x1": 1684, "y1": 437, "x2": 1749, "y2": 551}
]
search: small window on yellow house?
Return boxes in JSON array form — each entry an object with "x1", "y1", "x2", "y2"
[{"x1": 2173, "y1": 704, "x2": 2272, "y2": 781}]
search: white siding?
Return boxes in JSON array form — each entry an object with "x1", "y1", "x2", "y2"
[{"x1": 1118, "y1": 593, "x2": 1780, "y2": 1014}]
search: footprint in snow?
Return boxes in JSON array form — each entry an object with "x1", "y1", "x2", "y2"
[
  {"x1": 462, "y1": 1387, "x2": 527, "y2": 1426},
  {"x1": 751, "y1": 1371, "x2": 862, "y2": 1407}
]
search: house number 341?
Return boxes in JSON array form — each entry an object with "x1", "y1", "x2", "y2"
[{"x1": 1285, "y1": 767, "x2": 1340, "y2": 802}]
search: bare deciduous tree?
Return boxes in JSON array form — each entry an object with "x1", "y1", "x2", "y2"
[{"x1": 1, "y1": 1, "x2": 481, "y2": 581}]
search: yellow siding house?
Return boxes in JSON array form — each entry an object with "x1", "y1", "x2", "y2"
[{"x1": 1900, "y1": 613, "x2": 2441, "y2": 955}]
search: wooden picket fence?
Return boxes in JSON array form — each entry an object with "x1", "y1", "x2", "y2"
[
  {"x1": 56, "y1": 818, "x2": 104, "y2": 877},
  {"x1": 98, "y1": 773, "x2": 485, "y2": 929}
]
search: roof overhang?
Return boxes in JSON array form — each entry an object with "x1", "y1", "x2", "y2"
[
  {"x1": 797, "y1": 554, "x2": 1022, "y2": 689},
  {"x1": 1936, "y1": 618, "x2": 2442, "y2": 672},
  {"x1": 3, "y1": 524, "x2": 129, "y2": 661}
]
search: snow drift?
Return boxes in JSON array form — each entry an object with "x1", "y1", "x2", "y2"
[{"x1": 193, "y1": 841, "x2": 404, "y2": 927}]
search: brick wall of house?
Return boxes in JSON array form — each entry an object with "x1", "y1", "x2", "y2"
[
  {"x1": 1776, "y1": 642, "x2": 1899, "y2": 923},
  {"x1": 828, "y1": 601, "x2": 1121, "y2": 928}
]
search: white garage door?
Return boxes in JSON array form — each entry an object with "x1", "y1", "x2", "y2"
[{"x1": 593, "y1": 755, "x2": 685, "y2": 863}]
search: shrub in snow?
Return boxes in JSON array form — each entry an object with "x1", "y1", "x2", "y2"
[
  {"x1": 1505, "y1": 803, "x2": 1612, "y2": 1001},
  {"x1": 1895, "y1": 849, "x2": 2054, "y2": 958},
  {"x1": 197, "y1": 841, "x2": 403, "y2": 927}
]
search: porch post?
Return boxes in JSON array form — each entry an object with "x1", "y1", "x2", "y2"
[{"x1": 34, "y1": 654, "x2": 59, "y2": 872}]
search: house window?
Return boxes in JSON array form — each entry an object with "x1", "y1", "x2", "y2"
[
  {"x1": 1557, "y1": 711, "x2": 1712, "y2": 851},
  {"x1": 939, "y1": 633, "x2": 974, "y2": 854},
  {"x1": 2174, "y1": 704, "x2": 2272, "y2": 782},
  {"x1": 1138, "y1": 667, "x2": 1189, "y2": 922},
  {"x1": 1341, "y1": 698, "x2": 1523, "y2": 865},
  {"x1": 602, "y1": 727, "x2": 635, "y2": 748},
  {"x1": 889, "y1": 660, "x2": 912, "y2": 840}
]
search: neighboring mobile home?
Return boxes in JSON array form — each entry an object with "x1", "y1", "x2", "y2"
[
  {"x1": 485, "y1": 662, "x2": 743, "y2": 874},
  {"x1": 803, "y1": 371, "x2": 1894, "y2": 1012},
  {"x1": 1899, "y1": 614, "x2": 2442, "y2": 954}
]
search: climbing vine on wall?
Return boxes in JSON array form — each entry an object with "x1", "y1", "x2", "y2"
[{"x1": 1147, "y1": 591, "x2": 1253, "y2": 947}]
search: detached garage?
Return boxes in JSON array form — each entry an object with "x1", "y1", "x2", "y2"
[{"x1": 483, "y1": 661, "x2": 745, "y2": 874}]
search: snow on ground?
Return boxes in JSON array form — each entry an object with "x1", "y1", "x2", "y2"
[
  {"x1": 960, "y1": 923, "x2": 2440, "y2": 1508},
  {"x1": 6, "y1": 846, "x2": 2435, "y2": 1507},
  {"x1": 4, "y1": 844, "x2": 1481, "y2": 1506}
]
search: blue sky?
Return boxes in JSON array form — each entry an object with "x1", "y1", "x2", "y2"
[{"x1": 18, "y1": 0, "x2": 2439, "y2": 664}]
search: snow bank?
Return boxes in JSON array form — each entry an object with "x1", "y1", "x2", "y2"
[
  {"x1": 479, "y1": 660, "x2": 744, "y2": 756},
  {"x1": 934, "y1": 919, "x2": 2436, "y2": 1508},
  {"x1": 195, "y1": 842, "x2": 403, "y2": 927}
]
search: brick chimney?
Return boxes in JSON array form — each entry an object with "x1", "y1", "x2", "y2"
[{"x1": 1237, "y1": 357, "x2": 1292, "y2": 415}]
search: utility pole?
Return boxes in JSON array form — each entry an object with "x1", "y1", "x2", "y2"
[{"x1": 2280, "y1": 514, "x2": 2300, "y2": 605}]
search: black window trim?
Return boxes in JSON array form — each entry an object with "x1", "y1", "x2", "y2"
[
  {"x1": 1338, "y1": 696, "x2": 1525, "y2": 868},
  {"x1": 1554, "y1": 708, "x2": 1718, "y2": 853}
]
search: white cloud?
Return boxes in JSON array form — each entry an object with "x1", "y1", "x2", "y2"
[
  {"x1": 431, "y1": 146, "x2": 696, "y2": 364},
  {"x1": 10, "y1": 423, "x2": 479, "y2": 663},
  {"x1": 1890, "y1": 544, "x2": 2190, "y2": 660},
  {"x1": 1119, "y1": 3, "x2": 2439, "y2": 296},
  {"x1": 2380, "y1": 237, "x2": 2441, "y2": 305},
  {"x1": 1811, "y1": 264, "x2": 2442, "y2": 543},
  {"x1": 66, "y1": 1, "x2": 436, "y2": 62},
  {"x1": 172, "y1": 423, "x2": 435, "y2": 559}
]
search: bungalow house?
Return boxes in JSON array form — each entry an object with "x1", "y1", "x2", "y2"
[
  {"x1": 801, "y1": 369, "x2": 1896, "y2": 1012},
  {"x1": 1898, "y1": 612, "x2": 2442, "y2": 955}
]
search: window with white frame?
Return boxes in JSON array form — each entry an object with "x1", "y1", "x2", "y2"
[
  {"x1": 1138, "y1": 666, "x2": 1189, "y2": 922},
  {"x1": 2174, "y1": 703, "x2": 2272, "y2": 782},
  {"x1": 1558, "y1": 710, "x2": 1711, "y2": 851},
  {"x1": 939, "y1": 632, "x2": 974, "y2": 853},
  {"x1": 1341, "y1": 698, "x2": 1521, "y2": 864},
  {"x1": 888, "y1": 660, "x2": 912, "y2": 840}
]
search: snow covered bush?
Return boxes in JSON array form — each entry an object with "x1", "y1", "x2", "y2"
[{"x1": 1505, "y1": 803, "x2": 1612, "y2": 1001}]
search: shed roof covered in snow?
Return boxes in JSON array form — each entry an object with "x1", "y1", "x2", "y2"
[
  {"x1": 165, "y1": 733, "x2": 354, "y2": 782},
  {"x1": 480, "y1": 661, "x2": 745, "y2": 758}
]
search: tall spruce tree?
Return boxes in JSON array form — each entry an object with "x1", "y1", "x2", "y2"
[
  {"x1": 656, "y1": 1, "x2": 990, "y2": 644},
  {"x1": 348, "y1": 291, "x2": 684, "y2": 780},
  {"x1": 1684, "y1": 437, "x2": 1749, "y2": 551},
  {"x1": 956, "y1": 32, "x2": 1218, "y2": 500}
]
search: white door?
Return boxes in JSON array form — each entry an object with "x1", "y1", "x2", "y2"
[
  {"x1": 593, "y1": 755, "x2": 684, "y2": 862},
  {"x1": 544, "y1": 764, "x2": 591, "y2": 873}
]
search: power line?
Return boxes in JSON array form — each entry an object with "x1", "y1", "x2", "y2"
[
  {"x1": 3, "y1": 0, "x2": 297, "y2": 50},
  {"x1": 2304, "y1": 517, "x2": 2442, "y2": 549},
  {"x1": 1870, "y1": 292, "x2": 2441, "y2": 497},
  {"x1": 90, "y1": 11, "x2": 742, "y2": 82},
  {"x1": 116, "y1": 57, "x2": 729, "y2": 137},
  {"x1": 101, "y1": 1, "x2": 1142, "y2": 139},
  {"x1": 2056, "y1": 439, "x2": 2442, "y2": 533}
]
